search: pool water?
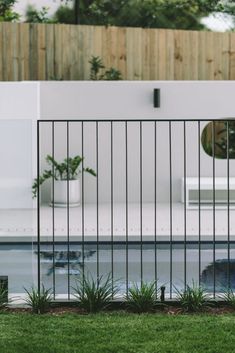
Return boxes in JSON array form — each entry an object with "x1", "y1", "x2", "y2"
[{"x1": 0, "y1": 243, "x2": 234, "y2": 297}]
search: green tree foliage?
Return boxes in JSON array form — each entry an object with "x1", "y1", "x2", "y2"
[
  {"x1": 25, "y1": 5, "x2": 54, "y2": 23},
  {"x1": 54, "y1": 0, "x2": 233, "y2": 30},
  {"x1": 54, "y1": 5, "x2": 75, "y2": 24},
  {"x1": 0, "y1": 0, "x2": 19, "y2": 21}
]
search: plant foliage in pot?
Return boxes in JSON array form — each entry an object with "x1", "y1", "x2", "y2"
[{"x1": 32, "y1": 155, "x2": 96, "y2": 207}]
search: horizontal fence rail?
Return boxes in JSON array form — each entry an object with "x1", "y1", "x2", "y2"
[
  {"x1": 1, "y1": 23, "x2": 235, "y2": 81},
  {"x1": 37, "y1": 119, "x2": 235, "y2": 300}
]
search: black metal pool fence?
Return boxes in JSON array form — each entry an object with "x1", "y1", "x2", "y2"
[{"x1": 37, "y1": 119, "x2": 235, "y2": 299}]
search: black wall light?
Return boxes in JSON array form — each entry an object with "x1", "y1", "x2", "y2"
[{"x1": 153, "y1": 88, "x2": 160, "y2": 108}]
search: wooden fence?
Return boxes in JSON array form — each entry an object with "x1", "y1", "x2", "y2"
[{"x1": 0, "y1": 22, "x2": 235, "y2": 81}]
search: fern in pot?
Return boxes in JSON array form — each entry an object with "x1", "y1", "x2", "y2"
[{"x1": 32, "y1": 155, "x2": 96, "y2": 207}]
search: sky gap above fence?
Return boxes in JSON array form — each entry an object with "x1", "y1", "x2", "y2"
[{"x1": 0, "y1": 22, "x2": 235, "y2": 81}]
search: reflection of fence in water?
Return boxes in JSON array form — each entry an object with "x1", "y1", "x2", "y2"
[
  {"x1": 37, "y1": 250, "x2": 96, "y2": 276},
  {"x1": 38, "y1": 247, "x2": 235, "y2": 293}
]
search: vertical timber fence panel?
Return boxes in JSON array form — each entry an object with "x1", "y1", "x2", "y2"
[{"x1": 0, "y1": 23, "x2": 235, "y2": 81}]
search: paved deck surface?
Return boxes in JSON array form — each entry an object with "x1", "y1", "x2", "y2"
[{"x1": 0, "y1": 203, "x2": 234, "y2": 242}]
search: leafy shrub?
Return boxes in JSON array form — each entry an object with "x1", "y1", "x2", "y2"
[
  {"x1": 89, "y1": 56, "x2": 122, "y2": 81},
  {"x1": 0, "y1": 0, "x2": 20, "y2": 22},
  {"x1": 104, "y1": 68, "x2": 122, "y2": 80},
  {"x1": 176, "y1": 282, "x2": 211, "y2": 312},
  {"x1": 24, "y1": 285, "x2": 52, "y2": 314},
  {"x1": 25, "y1": 5, "x2": 53, "y2": 23},
  {"x1": 126, "y1": 281, "x2": 159, "y2": 313},
  {"x1": 73, "y1": 273, "x2": 118, "y2": 313}
]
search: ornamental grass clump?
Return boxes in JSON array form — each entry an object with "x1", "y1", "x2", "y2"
[
  {"x1": 73, "y1": 273, "x2": 118, "y2": 313},
  {"x1": 24, "y1": 285, "x2": 52, "y2": 314},
  {"x1": 126, "y1": 281, "x2": 160, "y2": 313},
  {"x1": 0, "y1": 283, "x2": 9, "y2": 311},
  {"x1": 176, "y1": 282, "x2": 211, "y2": 312},
  {"x1": 221, "y1": 289, "x2": 235, "y2": 308}
]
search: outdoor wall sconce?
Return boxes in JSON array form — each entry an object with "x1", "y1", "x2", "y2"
[{"x1": 153, "y1": 88, "x2": 160, "y2": 108}]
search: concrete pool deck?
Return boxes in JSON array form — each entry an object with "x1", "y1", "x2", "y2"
[{"x1": 0, "y1": 203, "x2": 234, "y2": 242}]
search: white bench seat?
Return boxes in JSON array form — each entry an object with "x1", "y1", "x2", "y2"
[{"x1": 181, "y1": 177, "x2": 235, "y2": 209}]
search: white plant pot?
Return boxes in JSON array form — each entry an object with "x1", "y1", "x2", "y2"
[{"x1": 50, "y1": 179, "x2": 80, "y2": 207}]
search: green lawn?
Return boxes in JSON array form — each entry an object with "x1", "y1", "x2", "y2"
[{"x1": 0, "y1": 312, "x2": 235, "y2": 353}]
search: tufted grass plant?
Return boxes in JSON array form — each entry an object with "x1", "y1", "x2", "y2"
[
  {"x1": 125, "y1": 281, "x2": 160, "y2": 313},
  {"x1": 221, "y1": 288, "x2": 235, "y2": 308},
  {"x1": 24, "y1": 285, "x2": 52, "y2": 314},
  {"x1": 0, "y1": 283, "x2": 9, "y2": 311},
  {"x1": 73, "y1": 273, "x2": 119, "y2": 313},
  {"x1": 176, "y1": 282, "x2": 211, "y2": 312}
]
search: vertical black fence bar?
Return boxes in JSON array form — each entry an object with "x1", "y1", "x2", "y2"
[
  {"x1": 198, "y1": 121, "x2": 201, "y2": 286},
  {"x1": 212, "y1": 121, "x2": 216, "y2": 297},
  {"x1": 96, "y1": 122, "x2": 99, "y2": 280},
  {"x1": 125, "y1": 122, "x2": 129, "y2": 295},
  {"x1": 183, "y1": 121, "x2": 187, "y2": 290},
  {"x1": 81, "y1": 121, "x2": 85, "y2": 286},
  {"x1": 67, "y1": 121, "x2": 70, "y2": 300},
  {"x1": 111, "y1": 121, "x2": 114, "y2": 296},
  {"x1": 154, "y1": 121, "x2": 157, "y2": 293},
  {"x1": 227, "y1": 121, "x2": 230, "y2": 289},
  {"x1": 169, "y1": 122, "x2": 173, "y2": 298},
  {"x1": 52, "y1": 121, "x2": 55, "y2": 299},
  {"x1": 37, "y1": 120, "x2": 41, "y2": 295},
  {"x1": 140, "y1": 121, "x2": 143, "y2": 285}
]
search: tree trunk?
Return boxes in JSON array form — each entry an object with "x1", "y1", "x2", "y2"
[{"x1": 74, "y1": 0, "x2": 79, "y2": 24}]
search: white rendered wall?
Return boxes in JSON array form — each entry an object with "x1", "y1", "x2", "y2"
[
  {"x1": 0, "y1": 81, "x2": 235, "y2": 207},
  {"x1": 40, "y1": 81, "x2": 235, "y2": 120},
  {"x1": 39, "y1": 81, "x2": 235, "y2": 204},
  {"x1": 0, "y1": 82, "x2": 39, "y2": 208}
]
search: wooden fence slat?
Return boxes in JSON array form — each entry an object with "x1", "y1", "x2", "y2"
[
  {"x1": 149, "y1": 29, "x2": 159, "y2": 80},
  {"x1": 37, "y1": 24, "x2": 46, "y2": 80},
  {"x1": 61, "y1": 24, "x2": 71, "y2": 80},
  {"x1": 185, "y1": 30, "x2": 198, "y2": 80},
  {"x1": 29, "y1": 23, "x2": 38, "y2": 80},
  {"x1": 166, "y1": 30, "x2": 175, "y2": 80},
  {"x1": 0, "y1": 24, "x2": 3, "y2": 81},
  {"x1": 229, "y1": 33, "x2": 235, "y2": 79},
  {"x1": 205, "y1": 31, "x2": 215, "y2": 80},
  {"x1": 83, "y1": 25, "x2": 94, "y2": 80},
  {"x1": 69, "y1": 24, "x2": 80, "y2": 80},
  {"x1": 19, "y1": 23, "x2": 29, "y2": 80},
  {"x1": 126, "y1": 27, "x2": 135, "y2": 80},
  {"x1": 174, "y1": 30, "x2": 184, "y2": 80},
  {"x1": 222, "y1": 32, "x2": 230, "y2": 80},
  {"x1": 198, "y1": 30, "x2": 206, "y2": 80},
  {"x1": 142, "y1": 28, "x2": 151, "y2": 80},
  {"x1": 45, "y1": 24, "x2": 55, "y2": 80},
  {"x1": 117, "y1": 27, "x2": 126, "y2": 79}
]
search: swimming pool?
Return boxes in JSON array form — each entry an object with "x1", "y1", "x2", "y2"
[{"x1": 1, "y1": 241, "x2": 234, "y2": 298}]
